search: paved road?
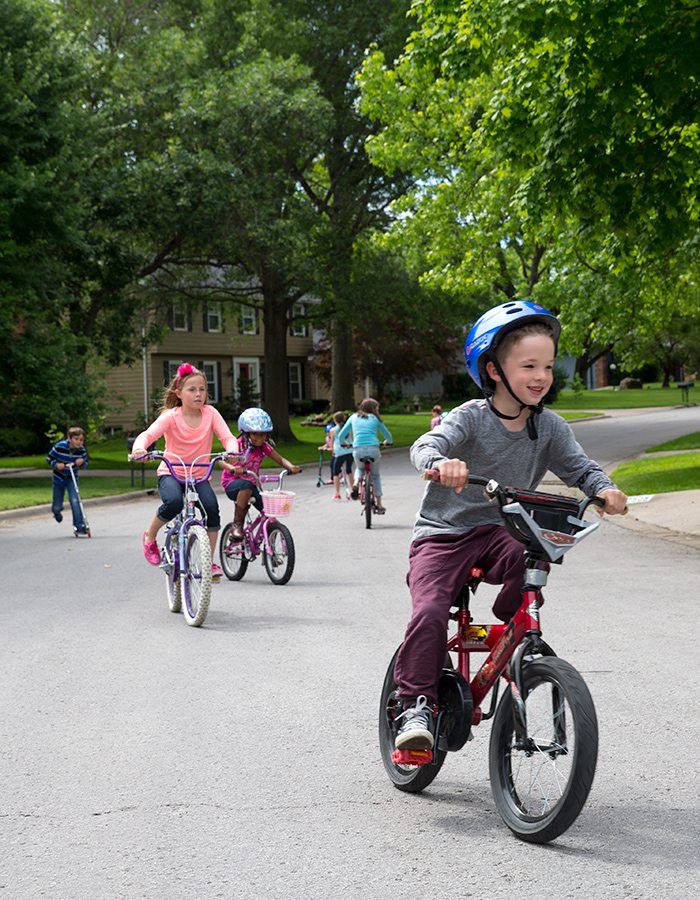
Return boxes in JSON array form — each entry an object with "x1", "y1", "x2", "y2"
[
  {"x1": 1, "y1": 412, "x2": 699, "y2": 898},
  {"x1": 568, "y1": 404, "x2": 700, "y2": 470}
]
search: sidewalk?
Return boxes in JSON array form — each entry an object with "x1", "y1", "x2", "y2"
[
  {"x1": 611, "y1": 488, "x2": 700, "y2": 550},
  {"x1": 551, "y1": 405, "x2": 700, "y2": 550}
]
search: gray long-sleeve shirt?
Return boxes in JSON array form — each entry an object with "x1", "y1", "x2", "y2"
[{"x1": 410, "y1": 399, "x2": 616, "y2": 540}]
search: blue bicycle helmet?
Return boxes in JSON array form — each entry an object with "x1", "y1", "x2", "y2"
[
  {"x1": 464, "y1": 300, "x2": 561, "y2": 393},
  {"x1": 237, "y1": 407, "x2": 273, "y2": 433}
]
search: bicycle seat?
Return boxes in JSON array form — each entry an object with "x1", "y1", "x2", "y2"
[{"x1": 358, "y1": 455, "x2": 374, "y2": 463}]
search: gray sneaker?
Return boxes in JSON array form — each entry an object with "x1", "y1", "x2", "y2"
[{"x1": 394, "y1": 695, "x2": 434, "y2": 751}]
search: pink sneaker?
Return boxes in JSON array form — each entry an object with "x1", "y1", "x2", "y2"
[
  {"x1": 211, "y1": 562, "x2": 223, "y2": 581},
  {"x1": 142, "y1": 531, "x2": 161, "y2": 566}
]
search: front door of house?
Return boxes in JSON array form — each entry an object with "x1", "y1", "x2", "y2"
[{"x1": 233, "y1": 357, "x2": 261, "y2": 407}]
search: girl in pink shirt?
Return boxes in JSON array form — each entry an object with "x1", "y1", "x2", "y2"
[
  {"x1": 220, "y1": 407, "x2": 300, "y2": 539},
  {"x1": 131, "y1": 363, "x2": 239, "y2": 572}
]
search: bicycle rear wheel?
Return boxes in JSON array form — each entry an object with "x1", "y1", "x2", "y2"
[
  {"x1": 182, "y1": 524, "x2": 212, "y2": 627},
  {"x1": 219, "y1": 523, "x2": 249, "y2": 581},
  {"x1": 378, "y1": 647, "x2": 447, "y2": 792},
  {"x1": 489, "y1": 656, "x2": 598, "y2": 843},
  {"x1": 364, "y1": 472, "x2": 373, "y2": 529},
  {"x1": 263, "y1": 522, "x2": 295, "y2": 585}
]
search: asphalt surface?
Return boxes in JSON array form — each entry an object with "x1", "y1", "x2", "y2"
[{"x1": 1, "y1": 406, "x2": 699, "y2": 898}]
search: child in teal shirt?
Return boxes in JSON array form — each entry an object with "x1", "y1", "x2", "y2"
[{"x1": 335, "y1": 398, "x2": 393, "y2": 513}]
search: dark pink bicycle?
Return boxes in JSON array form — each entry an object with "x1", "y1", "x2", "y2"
[{"x1": 219, "y1": 470, "x2": 297, "y2": 585}]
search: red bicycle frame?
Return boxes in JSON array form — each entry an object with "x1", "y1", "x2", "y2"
[{"x1": 447, "y1": 567, "x2": 543, "y2": 726}]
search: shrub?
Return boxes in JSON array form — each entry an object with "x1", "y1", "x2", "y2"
[
  {"x1": 0, "y1": 427, "x2": 44, "y2": 456},
  {"x1": 442, "y1": 372, "x2": 481, "y2": 401},
  {"x1": 544, "y1": 363, "x2": 568, "y2": 405},
  {"x1": 290, "y1": 399, "x2": 329, "y2": 416}
]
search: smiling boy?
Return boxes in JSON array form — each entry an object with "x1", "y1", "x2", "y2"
[{"x1": 392, "y1": 300, "x2": 627, "y2": 751}]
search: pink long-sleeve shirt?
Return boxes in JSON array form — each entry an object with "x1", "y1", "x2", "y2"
[{"x1": 134, "y1": 406, "x2": 239, "y2": 478}]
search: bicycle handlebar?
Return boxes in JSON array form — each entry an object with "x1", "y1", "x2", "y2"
[
  {"x1": 422, "y1": 468, "x2": 621, "y2": 562},
  {"x1": 422, "y1": 469, "x2": 610, "y2": 518},
  {"x1": 128, "y1": 450, "x2": 241, "y2": 484},
  {"x1": 237, "y1": 468, "x2": 300, "y2": 489}
]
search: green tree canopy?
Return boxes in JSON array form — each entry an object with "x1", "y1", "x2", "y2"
[{"x1": 359, "y1": 0, "x2": 700, "y2": 375}]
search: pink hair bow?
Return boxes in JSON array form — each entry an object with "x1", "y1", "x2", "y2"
[{"x1": 177, "y1": 362, "x2": 196, "y2": 380}]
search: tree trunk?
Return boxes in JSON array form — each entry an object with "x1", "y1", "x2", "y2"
[
  {"x1": 575, "y1": 354, "x2": 591, "y2": 383},
  {"x1": 331, "y1": 317, "x2": 355, "y2": 410},
  {"x1": 262, "y1": 288, "x2": 296, "y2": 443}
]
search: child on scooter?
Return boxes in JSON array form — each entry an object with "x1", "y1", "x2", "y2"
[{"x1": 46, "y1": 426, "x2": 89, "y2": 535}]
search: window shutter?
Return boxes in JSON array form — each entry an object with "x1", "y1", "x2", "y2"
[
  {"x1": 163, "y1": 360, "x2": 170, "y2": 386},
  {"x1": 203, "y1": 311, "x2": 209, "y2": 333},
  {"x1": 216, "y1": 362, "x2": 222, "y2": 401}
]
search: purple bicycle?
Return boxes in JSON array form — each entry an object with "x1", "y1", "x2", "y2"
[
  {"x1": 219, "y1": 470, "x2": 297, "y2": 585},
  {"x1": 130, "y1": 449, "x2": 235, "y2": 627}
]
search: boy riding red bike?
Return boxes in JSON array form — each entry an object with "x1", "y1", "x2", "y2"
[{"x1": 392, "y1": 300, "x2": 627, "y2": 752}]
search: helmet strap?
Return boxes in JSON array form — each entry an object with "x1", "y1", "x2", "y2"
[{"x1": 486, "y1": 355, "x2": 543, "y2": 440}]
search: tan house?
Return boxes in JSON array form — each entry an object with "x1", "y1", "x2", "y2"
[{"x1": 103, "y1": 301, "x2": 327, "y2": 432}]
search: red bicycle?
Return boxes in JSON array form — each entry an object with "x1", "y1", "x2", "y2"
[
  {"x1": 356, "y1": 442, "x2": 390, "y2": 529},
  {"x1": 379, "y1": 473, "x2": 610, "y2": 843}
]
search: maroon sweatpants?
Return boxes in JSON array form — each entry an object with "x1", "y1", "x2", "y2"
[{"x1": 394, "y1": 525, "x2": 541, "y2": 705}]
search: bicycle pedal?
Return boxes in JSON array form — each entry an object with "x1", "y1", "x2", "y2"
[{"x1": 392, "y1": 748, "x2": 433, "y2": 767}]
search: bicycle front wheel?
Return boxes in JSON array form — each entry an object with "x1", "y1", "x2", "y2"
[
  {"x1": 378, "y1": 647, "x2": 447, "y2": 793},
  {"x1": 263, "y1": 522, "x2": 295, "y2": 585},
  {"x1": 219, "y1": 523, "x2": 248, "y2": 581},
  {"x1": 163, "y1": 535, "x2": 182, "y2": 613},
  {"x1": 182, "y1": 524, "x2": 212, "y2": 627},
  {"x1": 489, "y1": 656, "x2": 598, "y2": 843}
]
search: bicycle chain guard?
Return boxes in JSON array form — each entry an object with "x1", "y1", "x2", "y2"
[{"x1": 438, "y1": 667, "x2": 474, "y2": 752}]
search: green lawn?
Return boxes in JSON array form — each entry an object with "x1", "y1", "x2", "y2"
[
  {"x1": 551, "y1": 385, "x2": 694, "y2": 410},
  {"x1": 611, "y1": 452, "x2": 700, "y2": 496},
  {"x1": 3, "y1": 406, "x2": 698, "y2": 509},
  {"x1": 0, "y1": 410, "x2": 591, "y2": 470},
  {"x1": 0, "y1": 477, "x2": 147, "y2": 512},
  {"x1": 647, "y1": 432, "x2": 700, "y2": 453}
]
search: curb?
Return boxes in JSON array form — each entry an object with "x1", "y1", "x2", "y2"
[
  {"x1": 0, "y1": 489, "x2": 153, "y2": 523},
  {"x1": 607, "y1": 511, "x2": 700, "y2": 552}
]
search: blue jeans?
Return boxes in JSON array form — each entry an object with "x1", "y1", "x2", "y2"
[
  {"x1": 353, "y1": 445, "x2": 383, "y2": 497},
  {"x1": 156, "y1": 475, "x2": 221, "y2": 530},
  {"x1": 52, "y1": 473, "x2": 85, "y2": 530},
  {"x1": 224, "y1": 478, "x2": 263, "y2": 512}
]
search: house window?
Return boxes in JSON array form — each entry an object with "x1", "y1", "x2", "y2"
[
  {"x1": 240, "y1": 306, "x2": 259, "y2": 335},
  {"x1": 289, "y1": 303, "x2": 308, "y2": 338},
  {"x1": 203, "y1": 305, "x2": 222, "y2": 333},
  {"x1": 165, "y1": 360, "x2": 181, "y2": 384},
  {"x1": 170, "y1": 301, "x2": 190, "y2": 332},
  {"x1": 288, "y1": 362, "x2": 303, "y2": 401},
  {"x1": 201, "y1": 360, "x2": 220, "y2": 403}
]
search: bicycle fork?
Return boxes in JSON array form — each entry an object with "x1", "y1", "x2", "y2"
[{"x1": 506, "y1": 568, "x2": 559, "y2": 754}]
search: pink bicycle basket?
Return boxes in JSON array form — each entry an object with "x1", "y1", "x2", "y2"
[{"x1": 262, "y1": 490, "x2": 296, "y2": 517}]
